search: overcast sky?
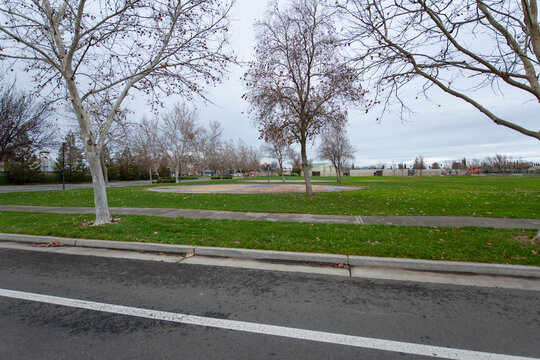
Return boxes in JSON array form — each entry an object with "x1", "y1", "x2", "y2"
[
  {"x1": 153, "y1": 0, "x2": 537, "y2": 168},
  {"x1": 8, "y1": 0, "x2": 540, "y2": 167}
]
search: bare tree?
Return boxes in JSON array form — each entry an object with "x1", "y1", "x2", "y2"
[
  {"x1": 204, "y1": 120, "x2": 224, "y2": 178},
  {"x1": 489, "y1": 154, "x2": 512, "y2": 174},
  {"x1": 413, "y1": 156, "x2": 426, "y2": 170},
  {"x1": 0, "y1": 0, "x2": 234, "y2": 224},
  {"x1": 129, "y1": 116, "x2": 162, "y2": 184},
  {"x1": 192, "y1": 128, "x2": 208, "y2": 177},
  {"x1": 86, "y1": 99, "x2": 130, "y2": 186},
  {"x1": 219, "y1": 139, "x2": 236, "y2": 177},
  {"x1": 264, "y1": 136, "x2": 293, "y2": 183},
  {"x1": 243, "y1": 0, "x2": 362, "y2": 196},
  {"x1": 232, "y1": 140, "x2": 262, "y2": 177},
  {"x1": 340, "y1": 0, "x2": 540, "y2": 141},
  {"x1": 161, "y1": 104, "x2": 201, "y2": 183},
  {"x1": 317, "y1": 126, "x2": 355, "y2": 184},
  {"x1": 0, "y1": 83, "x2": 55, "y2": 162}
]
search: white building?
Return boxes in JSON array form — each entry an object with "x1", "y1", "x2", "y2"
[{"x1": 39, "y1": 152, "x2": 55, "y2": 173}]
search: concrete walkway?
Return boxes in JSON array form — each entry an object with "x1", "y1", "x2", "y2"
[
  {"x1": 1, "y1": 205, "x2": 539, "y2": 229},
  {"x1": 0, "y1": 178, "x2": 209, "y2": 193}
]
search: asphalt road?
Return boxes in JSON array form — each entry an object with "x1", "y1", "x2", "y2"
[{"x1": 0, "y1": 248, "x2": 539, "y2": 360}]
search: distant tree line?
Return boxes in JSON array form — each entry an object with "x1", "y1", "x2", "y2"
[
  {"x1": 407, "y1": 155, "x2": 538, "y2": 174},
  {"x1": 0, "y1": 93, "x2": 264, "y2": 184}
]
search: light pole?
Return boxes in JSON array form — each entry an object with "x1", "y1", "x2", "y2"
[{"x1": 62, "y1": 142, "x2": 66, "y2": 190}]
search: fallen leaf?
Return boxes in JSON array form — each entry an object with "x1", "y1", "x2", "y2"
[
  {"x1": 35, "y1": 241, "x2": 63, "y2": 247},
  {"x1": 184, "y1": 252, "x2": 195, "y2": 258},
  {"x1": 331, "y1": 262, "x2": 350, "y2": 269}
]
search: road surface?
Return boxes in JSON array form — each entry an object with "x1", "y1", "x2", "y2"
[{"x1": 0, "y1": 247, "x2": 538, "y2": 359}]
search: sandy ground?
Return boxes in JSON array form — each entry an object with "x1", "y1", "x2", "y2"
[{"x1": 150, "y1": 183, "x2": 361, "y2": 194}]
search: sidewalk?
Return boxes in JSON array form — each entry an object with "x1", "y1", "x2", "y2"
[{"x1": 1, "y1": 205, "x2": 539, "y2": 229}]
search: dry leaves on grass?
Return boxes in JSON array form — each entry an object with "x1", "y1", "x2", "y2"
[
  {"x1": 512, "y1": 234, "x2": 539, "y2": 245},
  {"x1": 75, "y1": 218, "x2": 122, "y2": 227}
]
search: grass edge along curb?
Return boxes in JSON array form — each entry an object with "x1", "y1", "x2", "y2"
[
  {"x1": 0, "y1": 212, "x2": 538, "y2": 266},
  {"x1": 1, "y1": 232, "x2": 539, "y2": 278}
]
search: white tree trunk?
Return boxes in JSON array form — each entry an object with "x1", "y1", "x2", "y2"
[
  {"x1": 100, "y1": 154, "x2": 109, "y2": 187},
  {"x1": 65, "y1": 74, "x2": 111, "y2": 225},
  {"x1": 148, "y1": 169, "x2": 153, "y2": 185},
  {"x1": 534, "y1": 229, "x2": 540, "y2": 242},
  {"x1": 175, "y1": 164, "x2": 179, "y2": 183},
  {"x1": 85, "y1": 147, "x2": 111, "y2": 225}
]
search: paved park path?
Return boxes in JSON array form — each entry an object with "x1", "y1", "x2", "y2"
[{"x1": 1, "y1": 205, "x2": 539, "y2": 229}]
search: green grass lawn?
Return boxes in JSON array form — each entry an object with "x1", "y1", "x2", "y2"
[
  {"x1": 0, "y1": 176, "x2": 538, "y2": 218},
  {"x1": 0, "y1": 211, "x2": 538, "y2": 265}
]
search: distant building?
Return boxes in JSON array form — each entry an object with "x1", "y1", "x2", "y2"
[
  {"x1": 310, "y1": 163, "x2": 336, "y2": 177},
  {"x1": 349, "y1": 168, "x2": 460, "y2": 177},
  {"x1": 39, "y1": 152, "x2": 55, "y2": 173}
]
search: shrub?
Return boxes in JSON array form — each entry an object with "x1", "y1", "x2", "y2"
[
  {"x1": 5, "y1": 151, "x2": 43, "y2": 184},
  {"x1": 155, "y1": 177, "x2": 175, "y2": 183},
  {"x1": 37, "y1": 173, "x2": 60, "y2": 184},
  {"x1": 154, "y1": 176, "x2": 200, "y2": 183}
]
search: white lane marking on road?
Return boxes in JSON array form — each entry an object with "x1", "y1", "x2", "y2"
[{"x1": 0, "y1": 288, "x2": 536, "y2": 360}]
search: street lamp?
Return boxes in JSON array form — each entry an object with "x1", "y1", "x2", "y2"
[{"x1": 62, "y1": 142, "x2": 66, "y2": 190}]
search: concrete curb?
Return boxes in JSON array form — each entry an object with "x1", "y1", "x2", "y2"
[{"x1": 1, "y1": 232, "x2": 539, "y2": 278}]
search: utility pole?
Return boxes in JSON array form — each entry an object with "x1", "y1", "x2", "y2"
[{"x1": 62, "y1": 142, "x2": 66, "y2": 190}]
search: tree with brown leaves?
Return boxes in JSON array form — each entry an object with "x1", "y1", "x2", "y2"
[
  {"x1": 244, "y1": 0, "x2": 363, "y2": 196},
  {"x1": 318, "y1": 126, "x2": 355, "y2": 184}
]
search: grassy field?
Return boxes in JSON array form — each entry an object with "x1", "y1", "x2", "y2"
[
  {"x1": 1, "y1": 211, "x2": 538, "y2": 265},
  {"x1": 0, "y1": 176, "x2": 538, "y2": 218}
]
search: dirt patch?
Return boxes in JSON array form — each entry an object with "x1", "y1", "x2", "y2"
[
  {"x1": 149, "y1": 183, "x2": 362, "y2": 194},
  {"x1": 244, "y1": 179, "x2": 327, "y2": 183}
]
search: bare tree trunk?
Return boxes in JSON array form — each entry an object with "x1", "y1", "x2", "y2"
[
  {"x1": 179, "y1": 163, "x2": 182, "y2": 183},
  {"x1": 66, "y1": 75, "x2": 111, "y2": 225},
  {"x1": 100, "y1": 153, "x2": 109, "y2": 186},
  {"x1": 338, "y1": 168, "x2": 342, "y2": 184},
  {"x1": 281, "y1": 167, "x2": 285, "y2": 183},
  {"x1": 85, "y1": 148, "x2": 112, "y2": 225},
  {"x1": 534, "y1": 229, "x2": 540, "y2": 242},
  {"x1": 300, "y1": 141, "x2": 313, "y2": 197},
  {"x1": 148, "y1": 169, "x2": 153, "y2": 185},
  {"x1": 175, "y1": 164, "x2": 179, "y2": 183}
]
